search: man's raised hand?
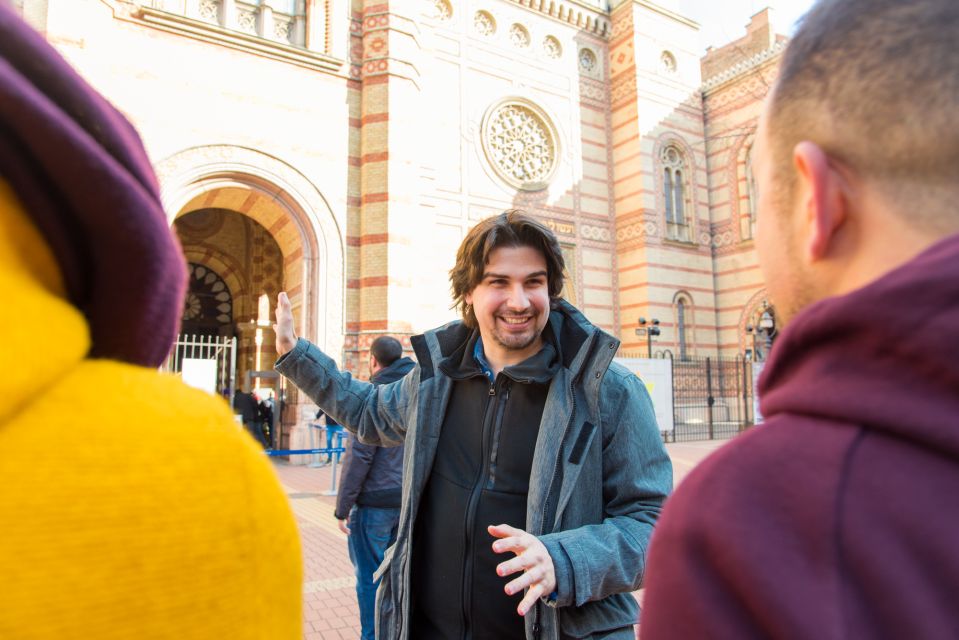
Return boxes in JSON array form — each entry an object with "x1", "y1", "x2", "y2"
[
  {"x1": 489, "y1": 524, "x2": 557, "y2": 617},
  {"x1": 274, "y1": 291, "x2": 297, "y2": 357}
]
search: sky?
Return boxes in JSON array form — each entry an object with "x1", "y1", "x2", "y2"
[{"x1": 678, "y1": 0, "x2": 817, "y2": 52}]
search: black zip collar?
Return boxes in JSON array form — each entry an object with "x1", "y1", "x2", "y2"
[{"x1": 438, "y1": 325, "x2": 561, "y2": 385}]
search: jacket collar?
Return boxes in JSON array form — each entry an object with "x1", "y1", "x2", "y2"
[
  {"x1": 437, "y1": 326, "x2": 561, "y2": 385},
  {"x1": 412, "y1": 299, "x2": 614, "y2": 383}
]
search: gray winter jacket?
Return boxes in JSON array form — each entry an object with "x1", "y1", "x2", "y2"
[{"x1": 275, "y1": 301, "x2": 672, "y2": 639}]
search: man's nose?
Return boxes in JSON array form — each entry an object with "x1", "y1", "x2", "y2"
[{"x1": 506, "y1": 284, "x2": 530, "y2": 310}]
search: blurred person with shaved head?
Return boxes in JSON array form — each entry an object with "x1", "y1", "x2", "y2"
[{"x1": 642, "y1": 0, "x2": 959, "y2": 637}]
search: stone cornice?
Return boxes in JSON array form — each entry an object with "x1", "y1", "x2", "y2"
[
  {"x1": 505, "y1": 0, "x2": 612, "y2": 37},
  {"x1": 124, "y1": 6, "x2": 344, "y2": 74},
  {"x1": 701, "y1": 40, "x2": 786, "y2": 94},
  {"x1": 628, "y1": 1, "x2": 699, "y2": 29}
]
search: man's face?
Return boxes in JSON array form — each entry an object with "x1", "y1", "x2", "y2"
[
  {"x1": 465, "y1": 245, "x2": 551, "y2": 360},
  {"x1": 754, "y1": 97, "x2": 813, "y2": 326}
]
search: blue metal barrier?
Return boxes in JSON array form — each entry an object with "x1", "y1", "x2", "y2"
[
  {"x1": 264, "y1": 448, "x2": 346, "y2": 456},
  {"x1": 265, "y1": 447, "x2": 348, "y2": 495}
]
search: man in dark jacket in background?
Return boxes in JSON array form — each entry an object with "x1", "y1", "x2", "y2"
[
  {"x1": 642, "y1": 1, "x2": 959, "y2": 638},
  {"x1": 334, "y1": 335, "x2": 413, "y2": 640}
]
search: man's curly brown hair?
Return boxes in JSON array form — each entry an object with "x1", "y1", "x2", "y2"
[{"x1": 449, "y1": 211, "x2": 566, "y2": 329}]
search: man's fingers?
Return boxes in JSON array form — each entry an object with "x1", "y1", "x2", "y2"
[
  {"x1": 497, "y1": 554, "x2": 535, "y2": 577},
  {"x1": 517, "y1": 583, "x2": 545, "y2": 617},
  {"x1": 488, "y1": 523, "x2": 523, "y2": 539},
  {"x1": 491, "y1": 535, "x2": 528, "y2": 555},
  {"x1": 504, "y1": 566, "x2": 543, "y2": 594}
]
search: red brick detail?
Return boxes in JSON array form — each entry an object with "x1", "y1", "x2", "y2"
[
  {"x1": 239, "y1": 192, "x2": 260, "y2": 214},
  {"x1": 361, "y1": 113, "x2": 389, "y2": 124},
  {"x1": 268, "y1": 216, "x2": 291, "y2": 235},
  {"x1": 360, "y1": 276, "x2": 388, "y2": 287},
  {"x1": 360, "y1": 320, "x2": 389, "y2": 331},
  {"x1": 362, "y1": 193, "x2": 389, "y2": 204},
  {"x1": 362, "y1": 151, "x2": 389, "y2": 163},
  {"x1": 360, "y1": 233, "x2": 390, "y2": 245},
  {"x1": 283, "y1": 246, "x2": 303, "y2": 264}
]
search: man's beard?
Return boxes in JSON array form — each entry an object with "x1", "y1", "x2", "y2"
[{"x1": 490, "y1": 323, "x2": 541, "y2": 352}]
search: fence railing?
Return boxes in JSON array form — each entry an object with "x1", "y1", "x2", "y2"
[
  {"x1": 160, "y1": 334, "x2": 237, "y2": 406},
  {"x1": 619, "y1": 351, "x2": 756, "y2": 443},
  {"x1": 669, "y1": 355, "x2": 753, "y2": 442}
]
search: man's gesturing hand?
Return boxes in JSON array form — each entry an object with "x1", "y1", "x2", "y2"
[
  {"x1": 489, "y1": 524, "x2": 556, "y2": 617},
  {"x1": 274, "y1": 291, "x2": 297, "y2": 357}
]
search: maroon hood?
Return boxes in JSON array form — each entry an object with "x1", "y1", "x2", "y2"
[
  {"x1": 759, "y1": 231, "x2": 959, "y2": 453},
  {"x1": 0, "y1": 4, "x2": 186, "y2": 367}
]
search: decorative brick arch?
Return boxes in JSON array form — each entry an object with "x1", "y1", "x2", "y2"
[
  {"x1": 155, "y1": 145, "x2": 345, "y2": 360},
  {"x1": 726, "y1": 123, "x2": 758, "y2": 243}
]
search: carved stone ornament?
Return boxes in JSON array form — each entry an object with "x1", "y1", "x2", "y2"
[
  {"x1": 661, "y1": 51, "x2": 677, "y2": 73},
  {"x1": 481, "y1": 99, "x2": 560, "y2": 191},
  {"x1": 510, "y1": 23, "x2": 530, "y2": 48},
  {"x1": 474, "y1": 10, "x2": 495, "y2": 36},
  {"x1": 579, "y1": 47, "x2": 597, "y2": 73},
  {"x1": 543, "y1": 35, "x2": 562, "y2": 59},
  {"x1": 429, "y1": 0, "x2": 452, "y2": 20}
]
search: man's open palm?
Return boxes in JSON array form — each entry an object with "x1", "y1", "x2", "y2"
[{"x1": 274, "y1": 292, "x2": 297, "y2": 357}]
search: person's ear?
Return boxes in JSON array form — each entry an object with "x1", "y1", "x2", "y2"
[{"x1": 793, "y1": 141, "x2": 849, "y2": 263}]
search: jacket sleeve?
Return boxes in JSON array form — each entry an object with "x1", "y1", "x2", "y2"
[
  {"x1": 334, "y1": 434, "x2": 377, "y2": 520},
  {"x1": 539, "y1": 370, "x2": 672, "y2": 607},
  {"x1": 274, "y1": 338, "x2": 416, "y2": 446}
]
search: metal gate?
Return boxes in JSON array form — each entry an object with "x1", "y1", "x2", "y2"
[
  {"x1": 670, "y1": 355, "x2": 754, "y2": 442},
  {"x1": 160, "y1": 334, "x2": 237, "y2": 406}
]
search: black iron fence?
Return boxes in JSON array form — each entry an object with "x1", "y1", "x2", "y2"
[
  {"x1": 618, "y1": 352, "x2": 756, "y2": 442},
  {"x1": 667, "y1": 355, "x2": 754, "y2": 442}
]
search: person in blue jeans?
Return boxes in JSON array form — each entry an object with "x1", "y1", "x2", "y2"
[
  {"x1": 316, "y1": 411, "x2": 345, "y2": 464},
  {"x1": 333, "y1": 336, "x2": 414, "y2": 640}
]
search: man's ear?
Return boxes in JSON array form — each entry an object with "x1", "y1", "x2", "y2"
[{"x1": 793, "y1": 141, "x2": 848, "y2": 263}]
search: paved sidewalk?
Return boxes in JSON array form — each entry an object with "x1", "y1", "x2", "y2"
[{"x1": 275, "y1": 438, "x2": 732, "y2": 639}]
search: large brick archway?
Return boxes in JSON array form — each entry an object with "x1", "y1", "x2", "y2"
[{"x1": 156, "y1": 146, "x2": 345, "y2": 453}]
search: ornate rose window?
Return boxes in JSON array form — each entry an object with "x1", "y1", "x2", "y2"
[{"x1": 481, "y1": 99, "x2": 560, "y2": 191}]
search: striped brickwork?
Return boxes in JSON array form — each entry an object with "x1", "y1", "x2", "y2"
[{"x1": 610, "y1": 1, "x2": 717, "y2": 356}]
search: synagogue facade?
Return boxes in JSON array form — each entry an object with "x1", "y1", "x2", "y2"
[{"x1": 13, "y1": 0, "x2": 786, "y2": 441}]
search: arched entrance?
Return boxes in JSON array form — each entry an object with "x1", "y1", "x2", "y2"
[{"x1": 157, "y1": 146, "x2": 345, "y2": 452}]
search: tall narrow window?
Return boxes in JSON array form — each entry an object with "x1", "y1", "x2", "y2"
[
  {"x1": 743, "y1": 146, "x2": 757, "y2": 240},
  {"x1": 664, "y1": 168, "x2": 674, "y2": 223},
  {"x1": 674, "y1": 170, "x2": 685, "y2": 225},
  {"x1": 677, "y1": 299, "x2": 687, "y2": 360},
  {"x1": 662, "y1": 145, "x2": 689, "y2": 241}
]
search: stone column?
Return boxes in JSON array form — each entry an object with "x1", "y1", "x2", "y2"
[{"x1": 345, "y1": 0, "x2": 422, "y2": 372}]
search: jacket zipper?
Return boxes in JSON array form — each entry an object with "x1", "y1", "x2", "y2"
[
  {"x1": 541, "y1": 380, "x2": 576, "y2": 536},
  {"x1": 461, "y1": 376, "x2": 508, "y2": 639}
]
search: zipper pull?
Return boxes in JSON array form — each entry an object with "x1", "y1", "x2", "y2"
[{"x1": 488, "y1": 384, "x2": 496, "y2": 396}]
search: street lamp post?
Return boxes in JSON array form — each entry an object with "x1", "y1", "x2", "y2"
[{"x1": 635, "y1": 317, "x2": 661, "y2": 358}]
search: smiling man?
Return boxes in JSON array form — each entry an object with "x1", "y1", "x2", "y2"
[{"x1": 274, "y1": 211, "x2": 671, "y2": 640}]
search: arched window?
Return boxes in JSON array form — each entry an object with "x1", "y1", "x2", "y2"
[
  {"x1": 662, "y1": 145, "x2": 689, "y2": 241},
  {"x1": 742, "y1": 146, "x2": 757, "y2": 240},
  {"x1": 677, "y1": 299, "x2": 687, "y2": 360},
  {"x1": 674, "y1": 292, "x2": 694, "y2": 359}
]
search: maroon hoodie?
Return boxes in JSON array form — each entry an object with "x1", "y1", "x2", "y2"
[{"x1": 641, "y1": 233, "x2": 959, "y2": 639}]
